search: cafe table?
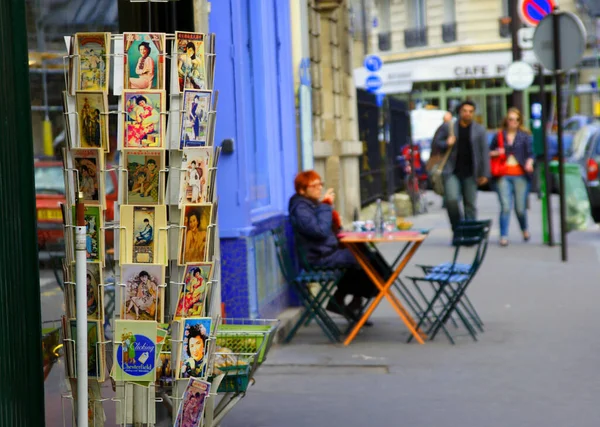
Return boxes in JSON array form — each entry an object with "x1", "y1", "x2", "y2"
[{"x1": 338, "y1": 230, "x2": 428, "y2": 345}]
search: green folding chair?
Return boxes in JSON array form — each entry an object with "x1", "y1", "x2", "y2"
[
  {"x1": 271, "y1": 226, "x2": 348, "y2": 343},
  {"x1": 405, "y1": 220, "x2": 491, "y2": 344}
]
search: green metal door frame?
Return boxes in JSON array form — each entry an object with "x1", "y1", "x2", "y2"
[{"x1": 0, "y1": 0, "x2": 45, "y2": 425}]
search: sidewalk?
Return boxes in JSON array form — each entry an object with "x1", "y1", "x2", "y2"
[{"x1": 222, "y1": 191, "x2": 600, "y2": 427}]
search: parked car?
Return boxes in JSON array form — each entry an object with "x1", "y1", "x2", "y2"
[
  {"x1": 548, "y1": 115, "x2": 597, "y2": 159},
  {"x1": 566, "y1": 124, "x2": 600, "y2": 222},
  {"x1": 35, "y1": 158, "x2": 118, "y2": 261}
]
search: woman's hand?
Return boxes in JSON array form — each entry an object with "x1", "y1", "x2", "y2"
[
  {"x1": 525, "y1": 159, "x2": 534, "y2": 174},
  {"x1": 321, "y1": 188, "x2": 335, "y2": 204}
]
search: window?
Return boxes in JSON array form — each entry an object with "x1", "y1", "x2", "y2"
[
  {"x1": 407, "y1": 0, "x2": 426, "y2": 29},
  {"x1": 443, "y1": 0, "x2": 455, "y2": 23},
  {"x1": 501, "y1": 0, "x2": 509, "y2": 17},
  {"x1": 376, "y1": 0, "x2": 392, "y2": 51},
  {"x1": 594, "y1": 132, "x2": 600, "y2": 156}
]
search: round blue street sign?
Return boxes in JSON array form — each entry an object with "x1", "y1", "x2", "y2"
[
  {"x1": 365, "y1": 74, "x2": 383, "y2": 92},
  {"x1": 364, "y1": 55, "x2": 383, "y2": 72}
]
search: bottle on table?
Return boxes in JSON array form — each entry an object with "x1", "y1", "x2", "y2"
[
  {"x1": 374, "y1": 198, "x2": 384, "y2": 236},
  {"x1": 386, "y1": 195, "x2": 397, "y2": 232}
]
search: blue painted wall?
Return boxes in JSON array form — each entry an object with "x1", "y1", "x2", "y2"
[{"x1": 210, "y1": 0, "x2": 298, "y2": 319}]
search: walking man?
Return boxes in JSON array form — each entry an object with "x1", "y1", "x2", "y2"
[{"x1": 433, "y1": 100, "x2": 490, "y2": 230}]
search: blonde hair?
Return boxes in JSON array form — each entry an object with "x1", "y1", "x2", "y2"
[{"x1": 502, "y1": 107, "x2": 530, "y2": 134}]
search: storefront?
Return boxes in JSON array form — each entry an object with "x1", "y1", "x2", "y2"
[{"x1": 354, "y1": 50, "x2": 560, "y2": 129}]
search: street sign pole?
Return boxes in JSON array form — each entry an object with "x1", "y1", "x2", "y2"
[
  {"x1": 552, "y1": 9, "x2": 567, "y2": 261},
  {"x1": 538, "y1": 65, "x2": 554, "y2": 247}
]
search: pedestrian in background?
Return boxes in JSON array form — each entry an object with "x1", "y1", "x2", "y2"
[
  {"x1": 433, "y1": 100, "x2": 490, "y2": 231},
  {"x1": 489, "y1": 107, "x2": 534, "y2": 246},
  {"x1": 428, "y1": 111, "x2": 454, "y2": 208}
]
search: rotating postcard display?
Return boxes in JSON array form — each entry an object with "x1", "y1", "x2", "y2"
[{"x1": 60, "y1": 29, "x2": 223, "y2": 427}]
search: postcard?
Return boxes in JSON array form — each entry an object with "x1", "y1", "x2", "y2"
[
  {"x1": 123, "y1": 149, "x2": 165, "y2": 204},
  {"x1": 74, "y1": 32, "x2": 111, "y2": 92},
  {"x1": 123, "y1": 90, "x2": 166, "y2": 148},
  {"x1": 120, "y1": 205, "x2": 167, "y2": 265},
  {"x1": 71, "y1": 148, "x2": 104, "y2": 205},
  {"x1": 71, "y1": 204, "x2": 104, "y2": 264},
  {"x1": 67, "y1": 261, "x2": 104, "y2": 321},
  {"x1": 120, "y1": 263, "x2": 165, "y2": 322},
  {"x1": 69, "y1": 378, "x2": 106, "y2": 426},
  {"x1": 178, "y1": 204, "x2": 213, "y2": 265},
  {"x1": 179, "y1": 90, "x2": 211, "y2": 148},
  {"x1": 176, "y1": 317, "x2": 212, "y2": 379},
  {"x1": 75, "y1": 91, "x2": 109, "y2": 152},
  {"x1": 69, "y1": 319, "x2": 105, "y2": 382},
  {"x1": 174, "y1": 262, "x2": 214, "y2": 319},
  {"x1": 174, "y1": 378, "x2": 211, "y2": 427},
  {"x1": 178, "y1": 147, "x2": 212, "y2": 206},
  {"x1": 123, "y1": 32, "x2": 166, "y2": 90},
  {"x1": 175, "y1": 32, "x2": 206, "y2": 92},
  {"x1": 113, "y1": 320, "x2": 157, "y2": 383}
]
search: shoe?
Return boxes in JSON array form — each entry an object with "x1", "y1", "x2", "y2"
[
  {"x1": 523, "y1": 231, "x2": 530, "y2": 242},
  {"x1": 499, "y1": 238, "x2": 509, "y2": 247}
]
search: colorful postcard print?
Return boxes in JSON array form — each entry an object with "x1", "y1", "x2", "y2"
[
  {"x1": 120, "y1": 205, "x2": 167, "y2": 265},
  {"x1": 123, "y1": 90, "x2": 165, "y2": 148},
  {"x1": 71, "y1": 205, "x2": 104, "y2": 263},
  {"x1": 177, "y1": 317, "x2": 212, "y2": 379},
  {"x1": 174, "y1": 378, "x2": 211, "y2": 427},
  {"x1": 113, "y1": 320, "x2": 157, "y2": 382},
  {"x1": 175, "y1": 263, "x2": 213, "y2": 319},
  {"x1": 69, "y1": 378, "x2": 106, "y2": 426},
  {"x1": 85, "y1": 261, "x2": 103, "y2": 320},
  {"x1": 178, "y1": 148, "x2": 212, "y2": 206},
  {"x1": 178, "y1": 204, "x2": 212, "y2": 265},
  {"x1": 75, "y1": 91, "x2": 109, "y2": 151},
  {"x1": 124, "y1": 32, "x2": 165, "y2": 90},
  {"x1": 133, "y1": 206, "x2": 155, "y2": 263},
  {"x1": 69, "y1": 319, "x2": 105, "y2": 381},
  {"x1": 176, "y1": 32, "x2": 206, "y2": 92},
  {"x1": 120, "y1": 264, "x2": 164, "y2": 322},
  {"x1": 124, "y1": 149, "x2": 164, "y2": 204},
  {"x1": 72, "y1": 148, "x2": 103, "y2": 205},
  {"x1": 75, "y1": 32, "x2": 110, "y2": 92},
  {"x1": 179, "y1": 90, "x2": 211, "y2": 148}
]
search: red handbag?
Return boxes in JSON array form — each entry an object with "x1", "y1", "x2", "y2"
[{"x1": 490, "y1": 131, "x2": 507, "y2": 178}]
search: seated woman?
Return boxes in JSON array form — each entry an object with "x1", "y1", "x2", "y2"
[{"x1": 288, "y1": 170, "x2": 379, "y2": 320}]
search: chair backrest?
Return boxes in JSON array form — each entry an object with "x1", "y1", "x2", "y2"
[
  {"x1": 449, "y1": 220, "x2": 492, "y2": 275},
  {"x1": 271, "y1": 226, "x2": 299, "y2": 284}
]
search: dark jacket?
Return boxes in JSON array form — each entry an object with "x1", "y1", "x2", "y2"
[
  {"x1": 433, "y1": 120, "x2": 490, "y2": 179},
  {"x1": 288, "y1": 194, "x2": 339, "y2": 265},
  {"x1": 490, "y1": 129, "x2": 534, "y2": 176}
]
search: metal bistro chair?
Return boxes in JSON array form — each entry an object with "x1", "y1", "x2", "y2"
[
  {"x1": 405, "y1": 220, "x2": 491, "y2": 344},
  {"x1": 271, "y1": 226, "x2": 349, "y2": 343}
]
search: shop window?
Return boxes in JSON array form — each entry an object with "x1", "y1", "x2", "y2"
[{"x1": 486, "y1": 95, "x2": 505, "y2": 129}]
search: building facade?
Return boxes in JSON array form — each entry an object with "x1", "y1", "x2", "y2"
[{"x1": 353, "y1": 0, "x2": 598, "y2": 128}]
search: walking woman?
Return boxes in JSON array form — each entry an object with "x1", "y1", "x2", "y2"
[{"x1": 489, "y1": 107, "x2": 535, "y2": 246}]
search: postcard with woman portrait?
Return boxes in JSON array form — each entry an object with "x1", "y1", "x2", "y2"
[
  {"x1": 178, "y1": 147, "x2": 212, "y2": 206},
  {"x1": 174, "y1": 262, "x2": 214, "y2": 319},
  {"x1": 69, "y1": 378, "x2": 106, "y2": 427},
  {"x1": 178, "y1": 204, "x2": 213, "y2": 265},
  {"x1": 113, "y1": 320, "x2": 157, "y2": 383},
  {"x1": 68, "y1": 261, "x2": 104, "y2": 321},
  {"x1": 179, "y1": 90, "x2": 212, "y2": 148},
  {"x1": 120, "y1": 204, "x2": 167, "y2": 265},
  {"x1": 123, "y1": 90, "x2": 165, "y2": 149},
  {"x1": 71, "y1": 148, "x2": 104, "y2": 205},
  {"x1": 123, "y1": 32, "x2": 166, "y2": 90},
  {"x1": 75, "y1": 91, "x2": 109, "y2": 152},
  {"x1": 176, "y1": 317, "x2": 212, "y2": 379},
  {"x1": 120, "y1": 264, "x2": 165, "y2": 322},
  {"x1": 74, "y1": 32, "x2": 111, "y2": 92},
  {"x1": 123, "y1": 149, "x2": 165, "y2": 205},
  {"x1": 69, "y1": 319, "x2": 105, "y2": 382},
  {"x1": 174, "y1": 378, "x2": 211, "y2": 427},
  {"x1": 175, "y1": 32, "x2": 206, "y2": 93},
  {"x1": 71, "y1": 205, "x2": 104, "y2": 264}
]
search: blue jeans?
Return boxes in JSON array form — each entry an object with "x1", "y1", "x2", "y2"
[
  {"x1": 495, "y1": 175, "x2": 529, "y2": 238},
  {"x1": 444, "y1": 174, "x2": 478, "y2": 230}
]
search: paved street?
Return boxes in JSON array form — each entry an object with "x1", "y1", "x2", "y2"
[{"x1": 221, "y1": 191, "x2": 600, "y2": 427}]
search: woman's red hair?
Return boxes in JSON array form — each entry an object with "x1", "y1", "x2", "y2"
[{"x1": 294, "y1": 170, "x2": 321, "y2": 193}]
